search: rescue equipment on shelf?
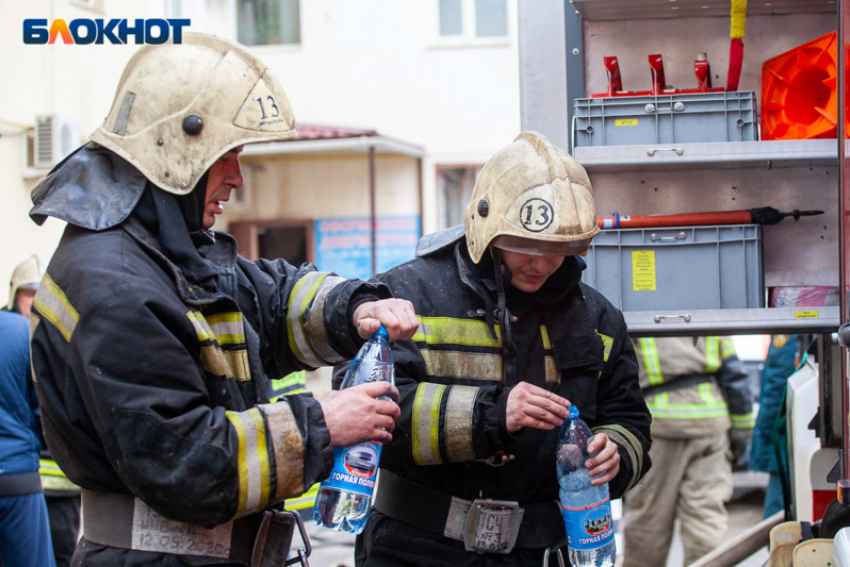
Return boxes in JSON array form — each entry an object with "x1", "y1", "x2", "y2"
[
  {"x1": 597, "y1": 207, "x2": 823, "y2": 229},
  {"x1": 726, "y1": 0, "x2": 746, "y2": 91},
  {"x1": 761, "y1": 32, "x2": 839, "y2": 141}
]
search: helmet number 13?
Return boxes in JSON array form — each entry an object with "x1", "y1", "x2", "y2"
[
  {"x1": 255, "y1": 96, "x2": 281, "y2": 120},
  {"x1": 521, "y1": 198, "x2": 554, "y2": 232}
]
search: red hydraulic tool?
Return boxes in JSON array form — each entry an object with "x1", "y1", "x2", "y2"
[{"x1": 597, "y1": 207, "x2": 823, "y2": 229}]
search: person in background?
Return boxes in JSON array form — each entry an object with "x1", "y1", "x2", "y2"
[
  {"x1": 0, "y1": 309, "x2": 55, "y2": 566},
  {"x1": 5, "y1": 255, "x2": 42, "y2": 318},
  {"x1": 750, "y1": 335, "x2": 800, "y2": 518},
  {"x1": 623, "y1": 336, "x2": 755, "y2": 567},
  {"x1": 6, "y1": 256, "x2": 81, "y2": 567}
]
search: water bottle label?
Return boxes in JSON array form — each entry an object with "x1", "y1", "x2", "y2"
[
  {"x1": 561, "y1": 496, "x2": 614, "y2": 551},
  {"x1": 324, "y1": 443, "x2": 382, "y2": 496}
]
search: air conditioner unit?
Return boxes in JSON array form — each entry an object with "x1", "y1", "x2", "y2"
[{"x1": 34, "y1": 114, "x2": 80, "y2": 169}]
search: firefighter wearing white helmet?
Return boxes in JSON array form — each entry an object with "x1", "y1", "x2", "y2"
[
  {"x1": 27, "y1": 33, "x2": 417, "y2": 567},
  {"x1": 5, "y1": 255, "x2": 43, "y2": 317},
  {"x1": 338, "y1": 132, "x2": 651, "y2": 566}
]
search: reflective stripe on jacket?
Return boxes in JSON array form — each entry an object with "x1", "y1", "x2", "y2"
[{"x1": 634, "y1": 337, "x2": 756, "y2": 439}]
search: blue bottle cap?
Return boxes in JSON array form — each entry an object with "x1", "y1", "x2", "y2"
[
  {"x1": 375, "y1": 325, "x2": 388, "y2": 338},
  {"x1": 568, "y1": 405, "x2": 579, "y2": 418}
]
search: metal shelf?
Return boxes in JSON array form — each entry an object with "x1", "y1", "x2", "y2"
[
  {"x1": 625, "y1": 306, "x2": 840, "y2": 336},
  {"x1": 574, "y1": 138, "x2": 838, "y2": 172},
  {"x1": 570, "y1": 0, "x2": 836, "y2": 21}
]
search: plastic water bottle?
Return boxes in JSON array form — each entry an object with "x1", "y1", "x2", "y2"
[
  {"x1": 313, "y1": 325, "x2": 394, "y2": 534},
  {"x1": 556, "y1": 405, "x2": 615, "y2": 567}
]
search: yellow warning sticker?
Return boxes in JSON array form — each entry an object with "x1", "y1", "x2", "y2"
[
  {"x1": 632, "y1": 251, "x2": 656, "y2": 291},
  {"x1": 615, "y1": 119, "x2": 638, "y2": 127},
  {"x1": 795, "y1": 311, "x2": 819, "y2": 319}
]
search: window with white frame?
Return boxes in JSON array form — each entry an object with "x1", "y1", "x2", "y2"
[
  {"x1": 439, "y1": 165, "x2": 482, "y2": 228},
  {"x1": 439, "y1": 0, "x2": 508, "y2": 39},
  {"x1": 237, "y1": 0, "x2": 300, "y2": 46}
]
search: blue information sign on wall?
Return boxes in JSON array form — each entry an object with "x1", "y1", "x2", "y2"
[{"x1": 314, "y1": 216, "x2": 421, "y2": 280}]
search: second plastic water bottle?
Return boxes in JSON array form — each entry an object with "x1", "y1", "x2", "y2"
[
  {"x1": 556, "y1": 405, "x2": 615, "y2": 567},
  {"x1": 313, "y1": 325, "x2": 394, "y2": 535}
]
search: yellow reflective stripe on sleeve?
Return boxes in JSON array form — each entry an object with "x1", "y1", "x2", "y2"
[
  {"x1": 226, "y1": 408, "x2": 271, "y2": 517},
  {"x1": 445, "y1": 385, "x2": 477, "y2": 463},
  {"x1": 705, "y1": 337, "x2": 721, "y2": 373},
  {"x1": 412, "y1": 317, "x2": 502, "y2": 348},
  {"x1": 596, "y1": 332, "x2": 613, "y2": 363},
  {"x1": 412, "y1": 383, "x2": 446, "y2": 465},
  {"x1": 420, "y1": 350, "x2": 503, "y2": 381},
  {"x1": 639, "y1": 338, "x2": 663, "y2": 385},
  {"x1": 284, "y1": 483, "x2": 319, "y2": 511},
  {"x1": 33, "y1": 274, "x2": 79, "y2": 342},
  {"x1": 303, "y1": 275, "x2": 348, "y2": 365},
  {"x1": 258, "y1": 402, "x2": 306, "y2": 502},
  {"x1": 730, "y1": 412, "x2": 757, "y2": 429},
  {"x1": 720, "y1": 338, "x2": 736, "y2": 360},
  {"x1": 592, "y1": 424, "x2": 643, "y2": 489},
  {"x1": 287, "y1": 272, "x2": 331, "y2": 368}
]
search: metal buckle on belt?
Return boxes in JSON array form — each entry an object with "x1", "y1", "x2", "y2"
[
  {"x1": 251, "y1": 510, "x2": 312, "y2": 567},
  {"x1": 463, "y1": 499, "x2": 523, "y2": 554}
]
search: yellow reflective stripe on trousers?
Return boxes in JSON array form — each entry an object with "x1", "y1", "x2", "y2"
[
  {"x1": 412, "y1": 316, "x2": 502, "y2": 348},
  {"x1": 412, "y1": 383, "x2": 446, "y2": 465},
  {"x1": 646, "y1": 391, "x2": 728, "y2": 419},
  {"x1": 287, "y1": 272, "x2": 331, "y2": 368},
  {"x1": 704, "y1": 337, "x2": 721, "y2": 373},
  {"x1": 730, "y1": 411, "x2": 757, "y2": 429},
  {"x1": 39, "y1": 459, "x2": 79, "y2": 492},
  {"x1": 284, "y1": 483, "x2": 319, "y2": 511},
  {"x1": 225, "y1": 408, "x2": 271, "y2": 517},
  {"x1": 444, "y1": 385, "x2": 477, "y2": 463},
  {"x1": 33, "y1": 274, "x2": 79, "y2": 342},
  {"x1": 639, "y1": 338, "x2": 663, "y2": 385}
]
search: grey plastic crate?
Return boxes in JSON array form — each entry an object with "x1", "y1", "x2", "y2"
[
  {"x1": 582, "y1": 224, "x2": 763, "y2": 311},
  {"x1": 573, "y1": 91, "x2": 757, "y2": 147}
]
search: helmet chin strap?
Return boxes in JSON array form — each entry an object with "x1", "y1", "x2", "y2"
[
  {"x1": 177, "y1": 171, "x2": 214, "y2": 246},
  {"x1": 490, "y1": 248, "x2": 516, "y2": 356}
]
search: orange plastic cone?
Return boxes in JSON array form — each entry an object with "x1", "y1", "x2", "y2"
[{"x1": 761, "y1": 32, "x2": 839, "y2": 140}]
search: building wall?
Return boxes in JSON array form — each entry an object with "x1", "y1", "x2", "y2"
[
  {"x1": 224, "y1": 153, "x2": 420, "y2": 223},
  {"x1": 0, "y1": 0, "x2": 521, "y2": 286}
]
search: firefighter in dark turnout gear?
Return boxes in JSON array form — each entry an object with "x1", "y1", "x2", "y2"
[
  {"x1": 344, "y1": 132, "x2": 652, "y2": 566},
  {"x1": 27, "y1": 34, "x2": 416, "y2": 566}
]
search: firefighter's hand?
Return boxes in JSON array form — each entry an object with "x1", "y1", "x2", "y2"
[
  {"x1": 353, "y1": 299, "x2": 418, "y2": 342},
  {"x1": 319, "y1": 382, "x2": 401, "y2": 447},
  {"x1": 505, "y1": 382, "x2": 570, "y2": 433},
  {"x1": 586, "y1": 433, "x2": 620, "y2": 486}
]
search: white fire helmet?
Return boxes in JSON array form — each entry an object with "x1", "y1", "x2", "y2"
[
  {"x1": 90, "y1": 33, "x2": 296, "y2": 195},
  {"x1": 6, "y1": 255, "x2": 43, "y2": 311},
  {"x1": 463, "y1": 131, "x2": 599, "y2": 264}
]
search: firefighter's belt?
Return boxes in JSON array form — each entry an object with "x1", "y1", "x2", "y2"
[
  {"x1": 374, "y1": 470, "x2": 565, "y2": 553},
  {"x1": 81, "y1": 489, "x2": 312, "y2": 566},
  {"x1": 641, "y1": 374, "x2": 714, "y2": 398}
]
